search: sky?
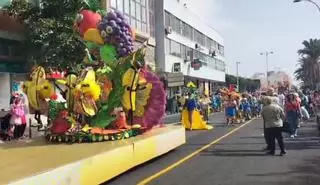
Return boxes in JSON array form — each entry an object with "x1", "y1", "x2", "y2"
[{"x1": 185, "y1": 0, "x2": 320, "y2": 80}]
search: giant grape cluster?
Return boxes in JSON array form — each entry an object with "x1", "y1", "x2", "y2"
[{"x1": 98, "y1": 11, "x2": 134, "y2": 57}]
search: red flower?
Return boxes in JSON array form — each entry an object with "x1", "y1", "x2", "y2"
[{"x1": 50, "y1": 94, "x2": 58, "y2": 100}]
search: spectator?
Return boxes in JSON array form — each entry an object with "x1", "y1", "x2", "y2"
[
  {"x1": 261, "y1": 96, "x2": 286, "y2": 156},
  {"x1": 285, "y1": 93, "x2": 301, "y2": 138}
]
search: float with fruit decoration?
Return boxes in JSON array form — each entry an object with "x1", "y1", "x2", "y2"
[{"x1": 23, "y1": 2, "x2": 166, "y2": 143}]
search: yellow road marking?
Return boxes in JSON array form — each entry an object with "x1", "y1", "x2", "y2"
[{"x1": 137, "y1": 119, "x2": 254, "y2": 185}]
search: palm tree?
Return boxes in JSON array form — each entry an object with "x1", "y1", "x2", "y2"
[{"x1": 295, "y1": 39, "x2": 320, "y2": 90}]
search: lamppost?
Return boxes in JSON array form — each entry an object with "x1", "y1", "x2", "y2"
[
  {"x1": 236, "y1": 62, "x2": 240, "y2": 92},
  {"x1": 293, "y1": 0, "x2": 320, "y2": 12},
  {"x1": 260, "y1": 51, "x2": 274, "y2": 86}
]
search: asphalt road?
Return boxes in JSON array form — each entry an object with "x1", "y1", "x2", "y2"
[{"x1": 106, "y1": 114, "x2": 320, "y2": 185}]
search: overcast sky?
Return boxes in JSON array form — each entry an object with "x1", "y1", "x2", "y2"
[{"x1": 185, "y1": 0, "x2": 320, "y2": 80}]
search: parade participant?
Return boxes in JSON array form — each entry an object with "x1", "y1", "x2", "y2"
[
  {"x1": 215, "y1": 93, "x2": 222, "y2": 112},
  {"x1": 200, "y1": 94, "x2": 211, "y2": 122},
  {"x1": 261, "y1": 96, "x2": 286, "y2": 156},
  {"x1": 9, "y1": 97, "x2": 27, "y2": 139},
  {"x1": 224, "y1": 94, "x2": 237, "y2": 125},
  {"x1": 242, "y1": 98, "x2": 251, "y2": 121},
  {"x1": 285, "y1": 93, "x2": 301, "y2": 138},
  {"x1": 186, "y1": 92, "x2": 197, "y2": 130}
]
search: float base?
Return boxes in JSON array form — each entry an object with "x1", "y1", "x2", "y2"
[{"x1": 0, "y1": 125, "x2": 185, "y2": 185}]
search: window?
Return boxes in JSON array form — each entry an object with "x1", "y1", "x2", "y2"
[
  {"x1": 111, "y1": 0, "x2": 117, "y2": 8},
  {"x1": 181, "y1": 45, "x2": 186, "y2": 59},
  {"x1": 165, "y1": 38, "x2": 170, "y2": 54},
  {"x1": 181, "y1": 22, "x2": 193, "y2": 40},
  {"x1": 130, "y1": 0, "x2": 136, "y2": 18},
  {"x1": 117, "y1": 0, "x2": 123, "y2": 12},
  {"x1": 218, "y1": 44, "x2": 225, "y2": 56},
  {"x1": 136, "y1": 2, "x2": 141, "y2": 21},
  {"x1": 170, "y1": 40, "x2": 181, "y2": 57},
  {"x1": 112, "y1": 0, "x2": 147, "y2": 33},
  {"x1": 149, "y1": 0, "x2": 155, "y2": 37},
  {"x1": 165, "y1": 11, "x2": 170, "y2": 27},
  {"x1": 124, "y1": 0, "x2": 130, "y2": 14},
  {"x1": 0, "y1": 43, "x2": 9, "y2": 56},
  {"x1": 169, "y1": 15, "x2": 180, "y2": 34}
]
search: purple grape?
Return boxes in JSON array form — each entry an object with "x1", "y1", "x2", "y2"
[
  {"x1": 108, "y1": 20, "x2": 117, "y2": 28},
  {"x1": 116, "y1": 18, "x2": 123, "y2": 24},
  {"x1": 105, "y1": 37, "x2": 112, "y2": 43},
  {"x1": 118, "y1": 43, "x2": 124, "y2": 48},
  {"x1": 108, "y1": 12, "x2": 117, "y2": 20},
  {"x1": 119, "y1": 38, "x2": 125, "y2": 43},
  {"x1": 105, "y1": 26, "x2": 113, "y2": 34},
  {"x1": 115, "y1": 11, "x2": 124, "y2": 19}
]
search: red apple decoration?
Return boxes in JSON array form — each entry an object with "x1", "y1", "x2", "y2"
[{"x1": 76, "y1": 10, "x2": 102, "y2": 37}]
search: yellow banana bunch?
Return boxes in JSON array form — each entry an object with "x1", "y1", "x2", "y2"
[
  {"x1": 122, "y1": 67, "x2": 139, "y2": 111},
  {"x1": 23, "y1": 66, "x2": 54, "y2": 110},
  {"x1": 74, "y1": 68, "x2": 101, "y2": 117},
  {"x1": 56, "y1": 73, "x2": 77, "y2": 112}
]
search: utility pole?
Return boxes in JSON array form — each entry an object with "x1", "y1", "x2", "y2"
[
  {"x1": 260, "y1": 51, "x2": 274, "y2": 87},
  {"x1": 236, "y1": 62, "x2": 240, "y2": 92}
]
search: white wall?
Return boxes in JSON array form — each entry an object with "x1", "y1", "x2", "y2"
[
  {"x1": 164, "y1": 0, "x2": 224, "y2": 45},
  {"x1": 0, "y1": 73, "x2": 11, "y2": 111},
  {"x1": 166, "y1": 55, "x2": 225, "y2": 82}
]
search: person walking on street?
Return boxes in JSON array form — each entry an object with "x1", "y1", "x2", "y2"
[
  {"x1": 261, "y1": 97, "x2": 286, "y2": 156},
  {"x1": 285, "y1": 93, "x2": 301, "y2": 138},
  {"x1": 200, "y1": 94, "x2": 211, "y2": 122}
]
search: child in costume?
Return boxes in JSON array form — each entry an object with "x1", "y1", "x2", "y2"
[
  {"x1": 241, "y1": 98, "x2": 251, "y2": 121},
  {"x1": 9, "y1": 97, "x2": 27, "y2": 139},
  {"x1": 224, "y1": 94, "x2": 237, "y2": 125}
]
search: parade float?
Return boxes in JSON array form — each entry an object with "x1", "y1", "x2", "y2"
[
  {"x1": 181, "y1": 82, "x2": 213, "y2": 130},
  {"x1": 2, "y1": 3, "x2": 185, "y2": 185}
]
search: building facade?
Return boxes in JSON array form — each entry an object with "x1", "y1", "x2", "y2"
[
  {"x1": 0, "y1": 0, "x2": 28, "y2": 111},
  {"x1": 252, "y1": 71, "x2": 292, "y2": 91},
  {"x1": 107, "y1": 0, "x2": 156, "y2": 66},
  {"x1": 155, "y1": 0, "x2": 226, "y2": 97}
]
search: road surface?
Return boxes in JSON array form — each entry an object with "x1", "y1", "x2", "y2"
[{"x1": 106, "y1": 113, "x2": 320, "y2": 185}]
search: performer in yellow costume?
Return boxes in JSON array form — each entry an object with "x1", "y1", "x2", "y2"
[{"x1": 181, "y1": 83, "x2": 213, "y2": 130}]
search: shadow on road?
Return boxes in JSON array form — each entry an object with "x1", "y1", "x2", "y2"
[
  {"x1": 247, "y1": 157, "x2": 320, "y2": 185},
  {"x1": 200, "y1": 149, "x2": 267, "y2": 157}
]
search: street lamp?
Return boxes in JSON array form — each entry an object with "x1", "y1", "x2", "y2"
[
  {"x1": 260, "y1": 51, "x2": 274, "y2": 86},
  {"x1": 236, "y1": 62, "x2": 240, "y2": 92},
  {"x1": 293, "y1": 0, "x2": 320, "y2": 12}
]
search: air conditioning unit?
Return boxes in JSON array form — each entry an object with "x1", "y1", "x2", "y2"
[{"x1": 165, "y1": 26, "x2": 172, "y2": 35}]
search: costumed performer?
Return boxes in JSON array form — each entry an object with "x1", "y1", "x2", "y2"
[{"x1": 224, "y1": 94, "x2": 237, "y2": 125}]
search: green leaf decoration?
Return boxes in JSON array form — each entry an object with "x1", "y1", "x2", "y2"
[
  {"x1": 100, "y1": 44, "x2": 117, "y2": 64},
  {"x1": 90, "y1": 53, "x2": 134, "y2": 128},
  {"x1": 84, "y1": 0, "x2": 102, "y2": 12}
]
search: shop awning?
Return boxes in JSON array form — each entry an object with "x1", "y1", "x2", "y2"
[{"x1": 0, "y1": 60, "x2": 29, "y2": 73}]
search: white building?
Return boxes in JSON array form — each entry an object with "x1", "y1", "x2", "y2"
[
  {"x1": 252, "y1": 71, "x2": 292, "y2": 91},
  {"x1": 155, "y1": 0, "x2": 226, "y2": 96}
]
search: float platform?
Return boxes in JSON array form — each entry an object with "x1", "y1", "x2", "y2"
[{"x1": 0, "y1": 124, "x2": 185, "y2": 185}]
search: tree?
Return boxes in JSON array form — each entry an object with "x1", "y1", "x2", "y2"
[
  {"x1": 294, "y1": 39, "x2": 320, "y2": 90},
  {"x1": 225, "y1": 74, "x2": 260, "y2": 92},
  {"x1": 4, "y1": 0, "x2": 93, "y2": 70}
]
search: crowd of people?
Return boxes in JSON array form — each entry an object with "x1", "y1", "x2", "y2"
[{"x1": 260, "y1": 89, "x2": 320, "y2": 156}]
